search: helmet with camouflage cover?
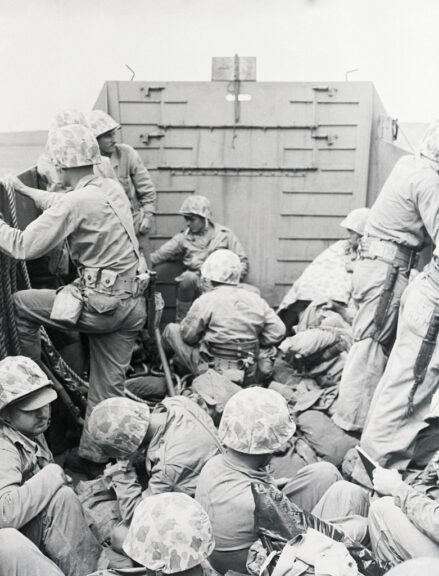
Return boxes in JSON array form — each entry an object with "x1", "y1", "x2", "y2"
[
  {"x1": 51, "y1": 108, "x2": 88, "y2": 130},
  {"x1": 179, "y1": 195, "x2": 212, "y2": 220},
  {"x1": 419, "y1": 120, "x2": 439, "y2": 162},
  {"x1": 47, "y1": 124, "x2": 101, "y2": 168},
  {"x1": 219, "y1": 387, "x2": 296, "y2": 454},
  {"x1": 87, "y1": 110, "x2": 120, "y2": 138},
  {"x1": 123, "y1": 492, "x2": 215, "y2": 573},
  {"x1": 201, "y1": 249, "x2": 242, "y2": 285},
  {"x1": 0, "y1": 356, "x2": 55, "y2": 412},
  {"x1": 88, "y1": 397, "x2": 150, "y2": 459},
  {"x1": 340, "y1": 207, "x2": 370, "y2": 236}
]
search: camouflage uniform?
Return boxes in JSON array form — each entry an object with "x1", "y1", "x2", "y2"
[
  {"x1": 163, "y1": 250, "x2": 285, "y2": 379},
  {"x1": 0, "y1": 356, "x2": 101, "y2": 576},
  {"x1": 123, "y1": 492, "x2": 215, "y2": 573},
  {"x1": 335, "y1": 121, "x2": 439, "y2": 433},
  {"x1": 1, "y1": 125, "x2": 146, "y2": 462},
  {"x1": 151, "y1": 196, "x2": 250, "y2": 321},
  {"x1": 88, "y1": 110, "x2": 157, "y2": 258}
]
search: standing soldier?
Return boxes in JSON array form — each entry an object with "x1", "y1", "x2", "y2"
[
  {"x1": 151, "y1": 195, "x2": 249, "y2": 321},
  {"x1": 334, "y1": 121, "x2": 439, "y2": 433},
  {"x1": 2, "y1": 124, "x2": 146, "y2": 475},
  {"x1": 88, "y1": 109, "x2": 156, "y2": 264}
]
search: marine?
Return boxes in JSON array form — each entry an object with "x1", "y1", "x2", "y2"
[{"x1": 2, "y1": 124, "x2": 146, "y2": 472}]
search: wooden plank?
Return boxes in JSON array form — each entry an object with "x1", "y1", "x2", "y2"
[
  {"x1": 279, "y1": 215, "x2": 346, "y2": 239},
  {"x1": 282, "y1": 170, "x2": 355, "y2": 193},
  {"x1": 275, "y1": 261, "x2": 309, "y2": 284},
  {"x1": 157, "y1": 192, "x2": 193, "y2": 213},
  {"x1": 277, "y1": 238, "x2": 334, "y2": 260},
  {"x1": 281, "y1": 193, "x2": 353, "y2": 215}
]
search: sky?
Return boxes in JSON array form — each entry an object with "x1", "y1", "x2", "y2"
[{"x1": 0, "y1": 0, "x2": 438, "y2": 132}]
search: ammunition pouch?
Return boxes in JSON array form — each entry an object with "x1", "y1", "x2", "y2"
[{"x1": 79, "y1": 267, "x2": 149, "y2": 297}]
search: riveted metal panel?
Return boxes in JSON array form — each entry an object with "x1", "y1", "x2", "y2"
[{"x1": 96, "y1": 80, "x2": 389, "y2": 311}]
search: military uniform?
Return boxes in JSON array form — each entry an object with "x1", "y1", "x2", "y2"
[
  {"x1": 0, "y1": 356, "x2": 101, "y2": 576},
  {"x1": 1, "y1": 125, "x2": 146, "y2": 463},
  {"x1": 151, "y1": 195, "x2": 249, "y2": 321},
  {"x1": 88, "y1": 110, "x2": 157, "y2": 258},
  {"x1": 89, "y1": 395, "x2": 221, "y2": 520},
  {"x1": 164, "y1": 284, "x2": 285, "y2": 377},
  {"x1": 334, "y1": 146, "x2": 439, "y2": 432}
]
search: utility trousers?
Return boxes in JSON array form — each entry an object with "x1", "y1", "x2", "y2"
[
  {"x1": 361, "y1": 262, "x2": 439, "y2": 469},
  {"x1": 20, "y1": 485, "x2": 101, "y2": 576},
  {"x1": 334, "y1": 257, "x2": 409, "y2": 432},
  {"x1": 13, "y1": 288, "x2": 146, "y2": 463}
]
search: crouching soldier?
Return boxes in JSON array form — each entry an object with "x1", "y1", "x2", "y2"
[
  {"x1": 89, "y1": 492, "x2": 215, "y2": 576},
  {"x1": 0, "y1": 356, "x2": 101, "y2": 576},
  {"x1": 151, "y1": 195, "x2": 249, "y2": 321},
  {"x1": 87, "y1": 395, "x2": 221, "y2": 516},
  {"x1": 163, "y1": 249, "x2": 286, "y2": 384}
]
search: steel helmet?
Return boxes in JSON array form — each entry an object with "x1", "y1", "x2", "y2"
[
  {"x1": 51, "y1": 108, "x2": 88, "y2": 130},
  {"x1": 219, "y1": 387, "x2": 296, "y2": 454},
  {"x1": 88, "y1": 397, "x2": 150, "y2": 459},
  {"x1": 0, "y1": 356, "x2": 56, "y2": 412},
  {"x1": 87, "y1": 110, "x2": 120, "y2": 138},
  {"x1": 340, "y1": 207, "x2": 370, "y2": 236},
  {"x1": 123, "y1": 492, "x2": 215, "y2": 573},
  {"x1": 179, "y1": 195, "x2": 212, "y2": 220},
  {"x1": 419, "y1": 120, "x2": 439, "y2": 162},
  {"x1": 192, "y1": 369, "x2": 240, "y2": 408},
  {"x1": 201, "y1": 249, "x2": 242, "y2": 285},
  {"x1": 47, "y1": 124, "x2": 101, "y2": 168}
]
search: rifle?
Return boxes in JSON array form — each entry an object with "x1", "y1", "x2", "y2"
[{"x1": 147, "y1": 271, "x2": 175, "y2": 397}]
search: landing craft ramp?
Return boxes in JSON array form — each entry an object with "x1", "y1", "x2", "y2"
[{"x1": 94, "y1": 77, "x2": 405, "y2": 319}]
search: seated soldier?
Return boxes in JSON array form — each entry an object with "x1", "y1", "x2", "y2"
[
  {"x1": 0, "y1": 356, "x2": 101, "y2": 576},
  {"x1": 88, "y1": 395, "x2": 221, "y2": 525},
  {"x1": 151, "y1": 195, "x2": 249, "y2": 321},
  {"x1": 89, "y1": 492, "x2": 215, "y2": 576},
  {"x1": 163, "y1": 249, "x2": 285, "y2": 384},
  {"x1": 195, "y1": 387, "x2": 365, "y2": 575}
]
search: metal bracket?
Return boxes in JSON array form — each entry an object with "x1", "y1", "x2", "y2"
[
  {"x1": 140, "y1": 132, "x2": 165, "y2": 145},
  {"x1": 312, "y1": 86, "x2": 338, "y2": 98},
  {"x1": 140, "y1": 86, "x2": 165, "y2": 98},
  {"x1": 311, "y1": 132, "x2": 338, "y2": 146}
]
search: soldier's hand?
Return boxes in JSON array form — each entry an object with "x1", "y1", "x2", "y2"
[
  {"x1": 44, "y1": 463, "x2": 70, "y2": 484},
  {"x1": 3, "y1": 175, "x2": 29, "y2": 195},
  {"x1": 372, "y1": 467, "x2": 405, "y2": 496}
]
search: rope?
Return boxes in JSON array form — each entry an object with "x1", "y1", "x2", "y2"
[
  {"x1": 1, "y1": 254, "x2": 21, "y2": 355},
  {"x1": 2, "y1": 179, "x2": 89, "y2": 395}
]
